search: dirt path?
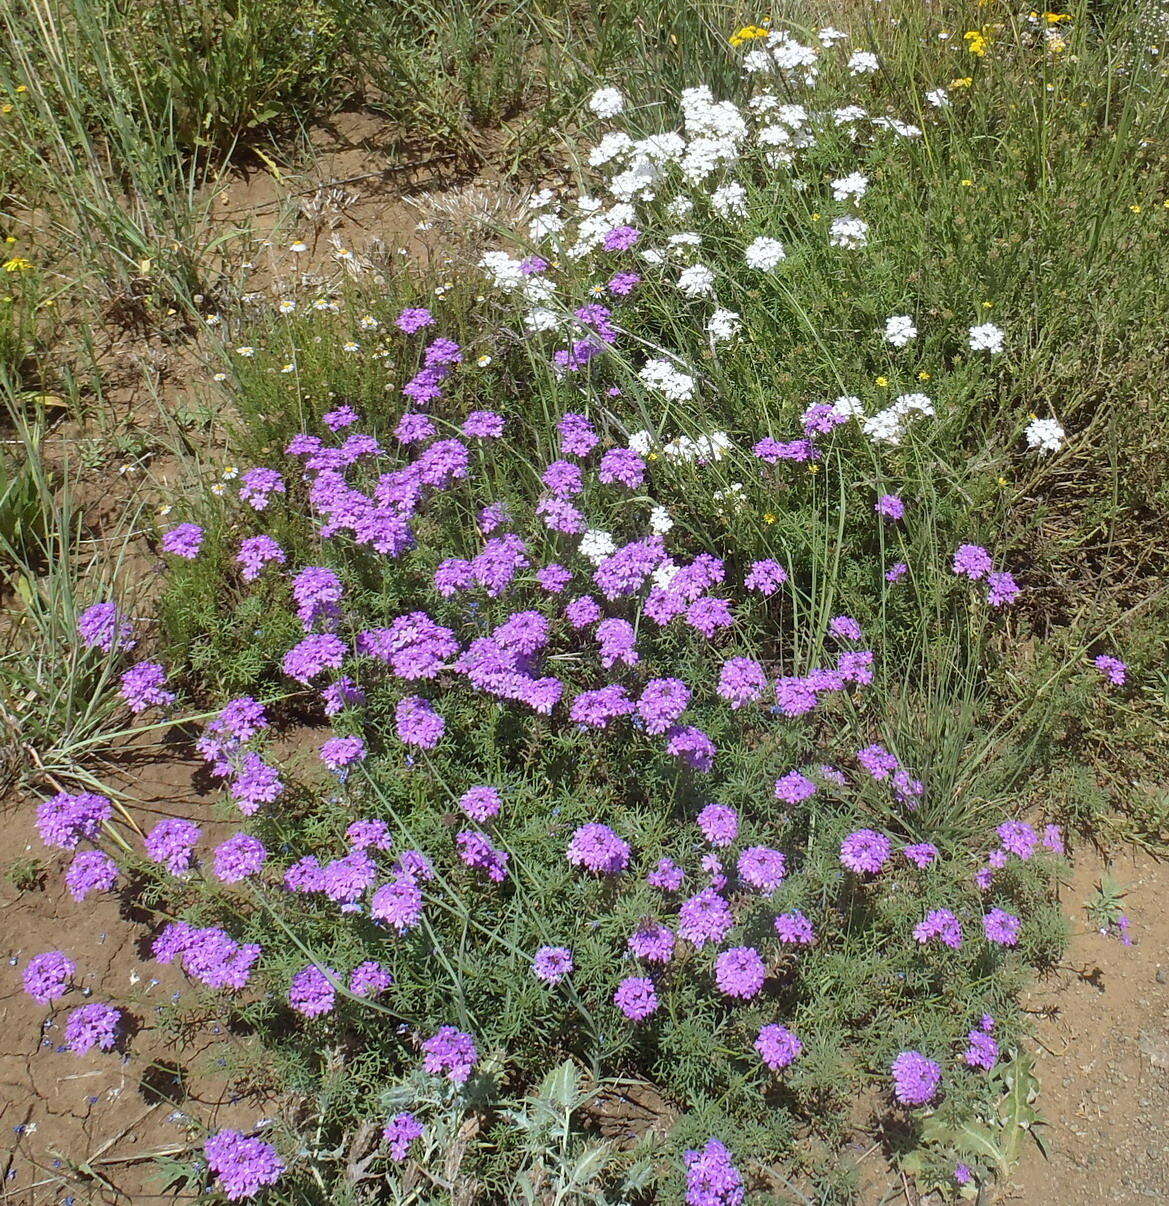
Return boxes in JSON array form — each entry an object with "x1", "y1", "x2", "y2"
[{"x1": 1006, "y1": 846, "x2": 1169, "y2": 1204}]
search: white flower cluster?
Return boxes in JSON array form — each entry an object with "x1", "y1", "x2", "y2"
[
  {"x1": 639, "y1": 358, "x2": 696, "y2": 402},
  {"x1": 1025, "y1": 417, "x2": 1066, "y2": 453},
  {"x1": 883, "y1": 315, "x2": 917, "y2": 347},
  {"x1": 860, "y1": 393, "x2": 935, "y2": 445},
  {"x1": 744, "y1": 236, "x2": 786, "y2": 270},
  {"x1": 829, "y1": 216, "x2": 869, "y2": 249},
  {"x1": 969, "y1": 323, "x2": 1006, "y2": 354}
]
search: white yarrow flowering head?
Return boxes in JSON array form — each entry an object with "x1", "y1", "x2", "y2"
[
  {"x1": 677, "y1": 264, "x2": 716, "y2": 297},
  {"x1": 744, "y1": 237, "x2": 786, "y2": 270},
  {"x1": 706, "y1": 309, "x2": 742, "y2": 342},
  {"x1": 1025, "y1": 417, "x2": 1066, "y2": 453},
  {"x1": 829, "y1": 217, "x2": 869, "y2": 249},
  {"x1": 627, "y1": 429, "x2": 655, "y2": 456},
  {"x1": 588, "y1": 87, "x2": 625, "y2": 119},
  {"x1": 969, "y1": 323, "x2": 1005, "y2": 354},
  {"x1": 579, "y1": 529, "x2": 617, "y2": 563},
  {"x1": 649, "y1": 505, "x2": 674, "y2": 534},
  {"x1": 831, "y1": 172, "x2": 869, "y2": 203},
  {"x1": 639, "y1": 358, "x2": 696, "y2": 402},
  {"x1": 848, "y1": 50, "x2": 880, "y2": 74}
]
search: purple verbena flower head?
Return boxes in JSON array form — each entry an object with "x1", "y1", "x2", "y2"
[
  {"x1": 162, "y1": 523, "x2": 204, "y2": 558},
  {"x1": 289, "y1": 965, "x2": 336, "y2": 1017},
  {"x1": 683, "y1": 1138, "x2": 744, "y2": 1206},
  {"x1": 840, "y1": 829, "x2": 892, "y2": 875},
  {"x1": 532, "y1": 945, "x2": 574, "y2": 984},
  {"x1": 204, "y1": 1129, "x2": 285, "y2": 1201},
  {"x1": 756, "y1": 1024, "x2": 803, "y2": 1071},
  {"x1": 320, "y1": 735, "x2": 366, "y2": 772},
  {"x1": 558, "y1": 412, "x2": 599, "y2": 458},
  {"x1": 902, "y1": 843, "x2": 939, "y2": 869},
  {"x1": 23, "y1": 951, "x2": 76, "y2": 1004},
  {"x1": 986, "y1": 570, "x2": 1020, "y2": 607},
  {"x1": 737, "y1": 846, "x2": 787, "y2": 893},
  {"x1": 395, "y1": 307, "x2": 434, "y2": 333},
  {"x1": 383, "y1": 1112, "x2": 424, "y2": 1162},
  {"x1": 77, "y1": 602, "x2": 136, "y2": 652},
  {"x1": 983, "y1": 908, "x2": 1021, "y2": 946},
  {"x1": 666, "y1": 725, "x2": 716, "y2": 772},
  {"x1": 1092, "y1": 654, "x2": 1127, "y2": 686},
  {"x1": 144, "y1": 818, "x2": 201, "y2": 875},
  {"x1": 677, "y1": 888, "x2": 733, "y2": 949},
  {"x1": 456, "y1": 830, "x2": 510, "y2": 882},
  {"x1": 120, "y1": 662, "x2": 175, "y2": 713},
  {"x1": 459, "y1": 786, "x2": 502, "y2": 822},
  {"x1": 570, "y1": 684, "x2": 634, "y2": 729},
  {"x1": 647, "y1": 857, "x2": 685, "y2": 892},
  {"x1": 65, "y1": 849, "x2": 118, "y2": 901},
  {"x1": 567, "y1": 823, "x2": 630, "y2": 874},
  {"x1": 63, "y1": 1002, "x2": 120, "y2": 1054},
  {"x1": 745, "y1": 559, "x2": 788, "y2": 595},
  {"x1": 876, "y1": 494, "x2": 905, "y2": 520},
  {"x1": 463, "y1": 409, "x2": 505, "y2": 438},
  {"x1": 613, "y1": 975, "x2": 659, "y2": 1020},
  {"x1": 718, "y1": 657, "x2": 767, "y2": 708},
  {"x1": 36, "y1": 792, "x2": 112, "y2": 850},
  {"x1": 349, "y1": 961, "x2": 393, "y2": 998},
  {"x1": 774, "y1": 909, "x2": 817, "y2": 946},
  {"x1": 891, "y1": 1050, "x2": 942, "y2": 1106},
  {"x1": 603, "y1": 225, "x2": 640, "y2": 251},
  {"x1": 395, "y1": 695, "x2": 445, "y2": 748},
  {"x1": 237, "y1": 535, "x2": 286, "y2": 582},
  {"x1": 627, "y1": 922, "x2": 675, "y2": 964},
  {"x1": 952, "y1": 544, "x2": 993, "y2": 580},
  {"x1": 714, "y1": 946, "x2": 766, "y2": 998},
  {"x1": 913, "y1": 909, "x2": 963, "y2": 949},
  {"x1": 213, "y1": 833, "x2": 267, "y2": 883},
  {"x1": 238, "y1": 468, "x2": 285, "y2": 510},
  {"x1": 598, "y1": 448, "x2": 646, "y2": 488},
  {"x1": 774, "y1": 771, "x2": 816, "y2": 806},
  {"x1": 371, "y1": 876, "x2": 424, "y2": 933},
  {"x1": 422, "y1": 1025, "x2": 478, "y2": 1083},
  {"x1": 696, "y1": 803, "x2": 739, "y2": 848}
]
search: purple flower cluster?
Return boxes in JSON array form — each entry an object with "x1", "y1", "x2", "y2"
[
  {"x1": 683, "y1": 1138, "x2": 745, "y2": 1206},
  {"x1": 36, "y1": 792, "x2": 112, "y2": 850},
  {"x1": 120, "y1": 662, "x2": 175, "y2": 713},
  {"x1": 162, "y1": 523, "x2": 204, "y2": 559},
  {"x1": 383, "y1": 1112, "x2": 424, "y2": 1162},
  {"x1": 144, "y1": 818, "x2": 201, "y2": 874},
  {"x1": 891, "y1": 1050, "x2": 942, "y2": 1106},
  {"x1": 23, "y1": 951, "x2": 75, "y2": 1004},
  {"x1": 533, "y1": 945, "x2": 574, "y2": 984},
  {"x1": 613, "y1": 975, "x2": 659, "y2": 1020},
  {"x1": 63, "y1": 1002, "x2": 120, "y2": 1054},
  {"x1": 756, "y1": 1023, "x2": 802, "y2": 1071},
  {"x1": 289, "y1": 964, "x2": 337, "y2": 1017},
  {"x1": 204, "y1": 1129, "x2": 285, "y2": 1201},
  {"x1": 153, "y1": 922, "x2": 261, "y2": 990},
  {"x1": 65, "y1": 849, "x2": 118, "y2": 901},
  {"x1": 567, "y1": 823, "x2": 630, "y2": 874},
  {"x1": 714, "y1": 946, "x2": 766, "y2": 999},
  {"x1": 422, "y1": 1025, "x2": 478, "y2": 1084},
  {"x1": 840, "y1": 829, "x2": 892, "y2": 874}
]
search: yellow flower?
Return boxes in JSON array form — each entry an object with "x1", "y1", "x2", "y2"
[
  {"x1": 961, "y1": 179, "x2": 974, "y2": 187},
  {"x1": 997, "y1": 476, "x2": 1008, "y2": 486},
  {"x1": 730, "y1": 24, "x2": 770, "y2": 46},
  {"x1": 810, "y1": 212, "x2": 821, "y2": 222},
  {"x1": 918, "y1": 371, "x2": 931, "y2": 381},
  {"x1": 950, "y1": 77, "x2": 974, "y2": 88},
  {"x1": 963, "y1": 30, "x2": 990, "y2": 56},
  {"x1": 982, "y1": 301, "x2": 994, "y2": 309},
  {"x1": 2, "y1": 256, "x2": 32, "y2": 272},
  {"x1": 876, "y1": 375, "x2": 889, "y2": 387},
  {"x1": 808, "y1": 464, "x2": 820, "y2": 474},
  {"x1": 763, "y1": 513, "x2": 777, "y2": 524},
  {"x1": 1129, "y1": 204, "x2": 1142, "y2": 213},
  {"x1": 1044, "y1": 11, "x2": 1071, "y2": 22}
]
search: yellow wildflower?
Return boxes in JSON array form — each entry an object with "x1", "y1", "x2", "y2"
[{"x1": 2, "y1": 256, "x2": 32, "y2": 272}]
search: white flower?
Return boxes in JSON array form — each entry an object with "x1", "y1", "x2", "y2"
[
  {"x1": 969, "y1": 322, "x2": 1005, "y2": 353},
  {"x1": 652, "y1": 561, "x2": 679, "y2": 589},
  {"x1": 528, "y1": 213, "x2": 564, "y2": 240},
  {"x1": 649, "y1": 505, "x2": 674, "y2": 534},
  {"x1": 639, "y1": 358, "x2": 696, "y2": 402},
  {"x1": 1025, "y1": 417, "x2": 1066, "y2": 453},
  {"x1": 883, "y1": 315, "x2": 917, "y2": 347},
  {"x1": 588, "y1": 131, "x2": 634, "y2": 167},
  {"x1": 925, "y1": 88, "x2": 950, "y2": 108},
  {"x1": 711, "y1": 181, "x2": 748, "y2": 218},
  {"x1": 834, "y1": 105, "x2": 868, "y2": 126},
  {"x1": 829, "y1": 217, "x2": 869, "y2": 249},
  {"x1": 666, "y1": 195, "x2": 695, "y2": 219},
  {"x1": 480, "y1": 251, "x2": 526, "y2": 291},
  {"x1": 289, "y1": 241, "x2": 308, "y2": 253},
  {"x1": 831, "y1": 394, "x2": 866, "y2": 419},
  {"x1": 527, "y1": 188, "x2": 556, "y2": 209},
  {"x1": 818, "y1": 26, "x2": 849, "y2": 45},
  {"x1": 522, "y1": 276, "x2": 556, "y2": 304},
  {"x1": 871, "y1": 116, "x2": 922, "y2": 138},
  {"x1": 667, "y1": 232, "x2": 702, "y2": 250},
  {"x1": 235, "y1": 346, "x2": 255, "y2": 357},
  {"x1": 848, "y1": 50, "x2": 880, "y2": 75},
  {"x1": 706, "y1": 308, "x2": 741, "y2": 341},
  {"x1": 278, "y1": 299, "x2": 296, "y2": 314},
  {"x1": 677, "y1": 263, "x2": 715, "y2": 297},
  {"x1": 639, "y1": 248, "x2": 666, "y2": 265},
  {"x1": 744, "y1": 236, "x2": 786, "y2": 270},
  {"x1": 588, "y1": 87, "x2": 624, "y2": 118},
  {"x1": 628, "y1": 429, "x2": 654, "y2": 455},
  {"x1": 358, "y1": 314, "x2": 380, "y2": 330},
  {"x1": 831, "y1": 172, "x2": 869, "y2": 203},
  {"x1": 524, "y1": 307, "x2": 559, "y2": 333},
  {"x1": 713, "y1": 482, "x2": 747, "y2": 511},
  {"x1": 579, "y1": 529, "x2": 617, "y2": 563}
]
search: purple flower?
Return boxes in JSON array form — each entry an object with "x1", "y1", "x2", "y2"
[
  {"x1": 774, "y1": 771, "x2": 816, "y2": 806},
  {"x1": 774, "y1": 676, "x2": 818, "y2": 717},
  {"x1": 349, "y1": 961, "x2": 394, "y2": 998},
  {"x1": 536, "y1": 563, "x2": 572, "y2": 593},
  {"x1": 558, "y1": 412, "x2": 599, "y2": 458},
  {"x1": 913, "y1": 909, "x2": 963, "y2": 949},
  {"x1": 65, "y1": 849, "x2": 118, "y2": 901},
  {"x1": 144, "y1": 818, "x2": 201, "y2": 874},
  {"x1": 422, "y1": 1025, "x2": 478, "y2": 1084},
  {"x1": 886, "y1": 561, "x2": 908, "y2": 583},
  {"x1": 23, "y1": 951, "x2": 76, "y2": 1004},
  {"x1": 963, "y1": 1027, "x2": 999, "y2": 1070},
  {"x1": 77, "y1": 602, "x2": 136, "y2": 652},
  {"x1": 715, "y1": 946, "x2": 766, "y2": 999},
  {"x1": 320, "y1": 735, "x2": 366, "y2": 772},
  {"x1": 289, "y1": 965, "x2": 337, "y2": 1017},
  {"x1": 598, "y1": 448, "x2": 646, "y2": 488},
  {"x1": 162, "y1": 523, "x2": 204, "y2": 558},
  {"x1": 607, "y1": 271, "x2": 641, "y2": 295},
  {"x1": 395, "y1": 307, "x2": 434, "y2": 333},
  {"x1": 237, "y1": 535, "x2": 286, "y2": 582},
  {"x1": 458, "y1": 786, "x2": 501, "y2": 823},
  {"x1": 697, "y1": 803, "x2": 738, "y2": 847},
  {"x1": 291, "y1": 567, "x2": 343, "y2": 630},
  {"x1": 684, "y1": 1138, "x2": 744, "y2": 1206},
  {"x1": 63, "y1": 1002, "x2": 120, "y2": 1054},
  {"x1": 230, "y1": 754, "x2": 283, "y2": 814},
  {"x1": 753, "y1": 437, "x2": 818, "y2": 463},
  {"x1": 686, "y1": 596, "x2": 734, "y2": 639},
  {"x1": 213, "y1": 833, "x2": 268, "y2": 883},
  {"x1": 570, "y1": 684, "x2": 634, "y2": 728},
  {"x1": 840, "y1": 829, "x2": 892, "y2": 874},
  {"x1": 756, "y1": 1024, "x2": 803, "y2": 1070},
  {"x1": 542, "y1": 459, "x2": 584, "y2": 498},
  {"x1": 383, "y1": 1112, "x2": 424, "y2": 1162},
  {"x1": 678, "y1": 888, "x2": 733, "y2": 949},
  {"x1": 774, "y1": 910, "x2": 817, "y2": 946},
  {"x1": 1093, "y1": 654, "x2": 1127, "y2": 686},
  {"x1": 456, "y1": 830, "x2": 510, "y2": 882},
  {"x1": 152, "y1": 922, "x2": 261, "y2": 991},
  {"x1": 537, "y1": 495, "x2": 586, "y2": 534},
  {"x1": 463, "y1": 409, "x2": 505, "y2": 438},
  {"x1": 902, "y1": 843, "x2": 939, "y2": 869},
  {"x1": 628, "y1": 922, "x2": 675, "y2": 964},
  {"x1": 283, "y1": 633, "x2": 346, "y2": 683},
  {"x1": 647, "y1": 857, "x2": 684, "y2": 892},
  {"x1": 997, "y1": 821, "x2": 1039, "y2": 860},
  {"x1": 567, "y1": 823, "x2": 630, "y2": 874},
  {"x1": 857, "y1": 744, "x2": 899, "y2": 779},
  {"x1": 828, "y1": 615, "x2": 863, "y2": 641},
  {"x1": 803, "y1": 402, "x2": 849, "y2": 435},
  {"x1": 636, "y1": 678, "x2": 690, "y2": 735},
  {"x1": 36, "y1": 792, "x2": 112, "y2": 850},
  {"x1": 564, "y1": 598, "x2": 602, "y2": 631},
  {"x1": 837, "y1": 650, "x2": 875, "y2": 685},
  {"x1": 986, "y1": 570, "x2": 1020, "y2": 607},
  {"x1": 434, "y1": 557, "x2": 473, "y2": 596},
  {"x1": 744, "y1": 559, "x2": 788, "y2": 595},
  {"x1": 120, "y1": 662, "x2": 175, "y2": 713},
  {"x1": 603, "y1": 225, "x2": 640, "y2": 251},
  {"x1": 346, "y1": 819, "x2": 392, "y2": 851},
  {"x1": 665, "y1": 724, "x2": 716, "y2": 771},
  {"x1": 533, "y1": 945, "x2": 574, "y2": 984},
  {"x1": 322, "y1": 405, "x2": 359, "y2": 431},
  {"x1": 238, "y1": 468, "x2": 285, "y2": 510},
  {"x1": 737, "y1": 846, "x2": 787, "y2": 893},
  {"x1": 983, "y1": 908, "x2": 1021, "y2": 946},
  {"x1": 204, "y1": 1129, "x2": 285, "y2": 1201},
  {"x1": 952, "y1": 543, "x2": 993, "y2": 580},
  {"x1": 717, "y1": 657, "x2": 767, "y2": 708},
  {"x1": 371, "y1": 876, "x2": 424, "y2": 933},
  {"x1": 596, "y1": 617, "x2": 639, "y2": 668},
  {"x1": 876, "y1": 494, "x2": 905, "y2": 520},
  {"x1": 613, "y1": 975, "x2": 659, "y2": 1020},
  {"x1": 891, "y1": 1050, "x2": 942, "y2": 1106},
  {"x1": 395, "y1": 695, "x2": 445, "y2": 748},
  {"x1": 396, "y1": 412, "x2": 436, "y2": 444},
  {"x1": 955, "y1": 1164, "x2": 973, "y2": 1186},
  {"x1": 594, "y1": 536, "x2": 666, "y2": 599}
]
